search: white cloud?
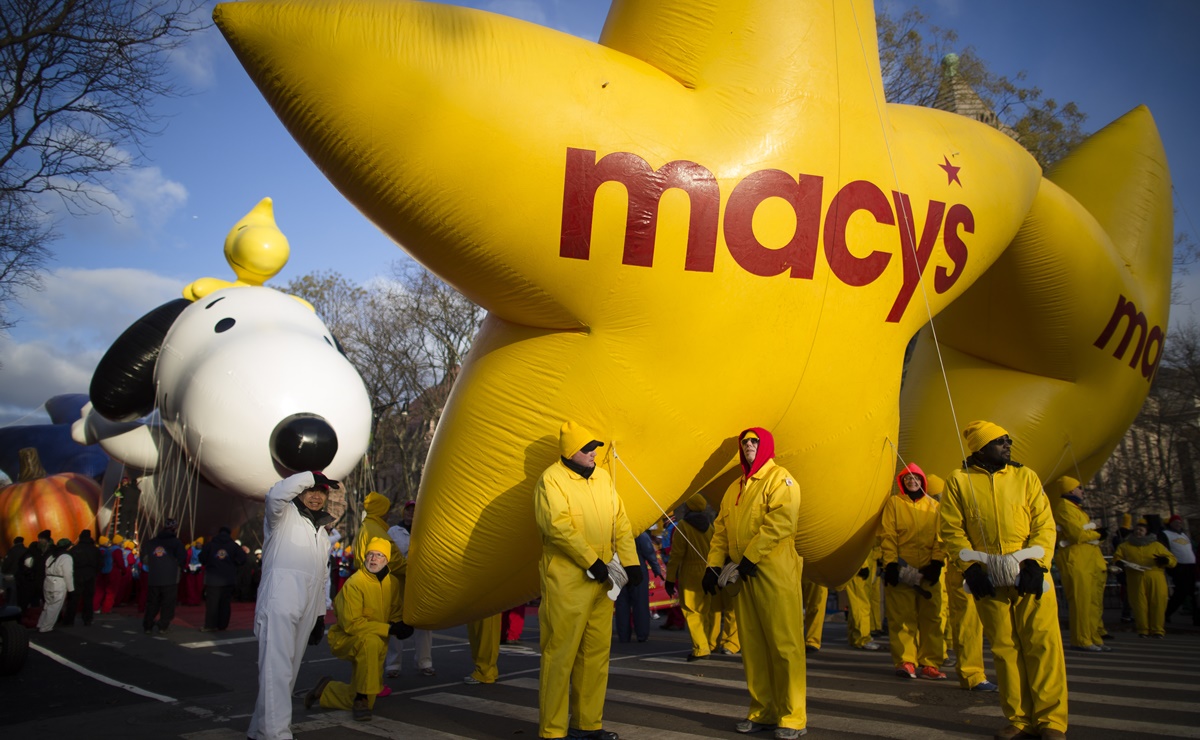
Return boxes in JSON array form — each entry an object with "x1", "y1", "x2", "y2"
[
  {"x1": 1, "y1": 267, "x2": 184, "y2": 426},
  {"x1": 38, "y1": 162, "x2": 188, "y2": 246},
  {"x1": 169, "y1": 13, "x2": 222, "y2": 90}
]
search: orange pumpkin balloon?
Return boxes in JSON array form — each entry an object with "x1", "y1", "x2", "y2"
[{"x1": 0, "y1": 473, "x2": 101, "y2": 555}]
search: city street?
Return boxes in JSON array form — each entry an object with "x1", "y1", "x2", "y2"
[{"x1": 2, "y1": 602, "x2": 1197, "y2": 739}]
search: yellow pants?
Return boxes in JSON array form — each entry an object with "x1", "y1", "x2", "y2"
[
  {"x1": 945, "y1": 566, "x2": 987, "y2": 689},
  {"x1": 801, "y1": 580, "x2": 827, "y2": 649},
  {"x1": 320, "y1": 631, "x2": 386, "y2": 709},
  {"x1": 538, "y1": 575, "x2": 614, "y2": 738},
  {"x1": 976, "y1": 584, "x2": 1068, "y2": 734},
  {"x1": 884, "y1": 581, "x2": 944, "y2": 668},
  {"x1": 736, "y1": 558, "x2": 807, "y2": 730},
  {"x1": 467, "y1": 613, "x2": 501, "y2": 683},
  {"x1": 678, "y1": 564, "x2": 717, "y2": 657},
  {"x1": 843, "y1": 572, "x2": 874, "y2": 647},
  {"x1": 1127, "y1": 569, "x2": 1168, "y2": 636},
  {"x1": 1056, "y1": 544, "x2": 1107, "y2": 646}
]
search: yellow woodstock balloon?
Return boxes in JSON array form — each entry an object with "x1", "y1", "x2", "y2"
[
  {"x1": 216, "y1": 0, "x2": 1055, "y2": 627},
  {"x1": 899, "y1": 106, "x2": 1172, "y2": 488},
  {"x1": 183, "y1": 197, "x2": 291, "y2": 301}
]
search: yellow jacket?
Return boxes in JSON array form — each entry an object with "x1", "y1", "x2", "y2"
[
  {"x1": 665, "y1": 513, "x2": 714, "y2": 582},
  {"x1": 940, "y1": 462, "x2": 1056, "y2": 571},
  {"x1": 327, "y1": 566, "x2": 403, "y2": 658},
  {"x1": 534, "y1": 461, "x2": 637, "y2": 571},
  {"x1": 1051, "y1": 496, "x2": 1100, "y2": 547},
  {"x1": 1114, "y1": 537, "x2": 1177, "y2": 570},
  {"x1": 355, "y1": 493, "x2": 405, "y2": 576},
  {"x1": 881, "y1": 492, "x2": 943, "y2": 567},
  {"x1": 708, "y1": 459, "x2": 800, "y2": 567}
]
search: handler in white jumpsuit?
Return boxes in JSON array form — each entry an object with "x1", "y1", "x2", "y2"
[
  {"x1": 248, "y1": 471, "x2": 336, "y2": 740},
  {"x1": 37, "y1": 539, "x2": 75, "y2": 632}
]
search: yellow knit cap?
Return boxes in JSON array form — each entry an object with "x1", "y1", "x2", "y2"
[
  {"x1": 98, "y1": 535, "x2": 109, "y2": 546},
  {"x1": 1045, "y1": 476, "x2": 1081, "y2": 499},
  {"x1": 112, "y1": 534, "x2": 125, "y2": 545},
  {"x1": 366, "y1": 536, "x2": 392, "y2": 559},
  {"x1": 962, "y1": 421, "x2": 1009, "y2": 454},
  {"x1": 686, "y1": 493, "x2": 708, "y2": 511},
  {"x1": 559, "y1": 420, "x2": 600, "y2": 458}
]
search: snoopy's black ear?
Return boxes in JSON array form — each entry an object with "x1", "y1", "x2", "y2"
[{"x1": 90, "y1": 299, "x2": 191, "y2": 422}]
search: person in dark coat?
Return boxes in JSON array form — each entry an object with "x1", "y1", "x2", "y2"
[
  {"x1": 142, "y1": 519, "x2": 187, "y2": 634},
  {"x1": 63, "y1": 530, "x2": 100, "y2": 626},
  {"x1": 200, "y1": 526, "x2": 247, "y2": 631},
  {"x1": 2, "y1": 536, "x2": 26, "y2": 606},
  {"x1": 23, "y1": 530, "x2": 54, "y2": 610},
  {"x1": 615, "y1": 530, "x2": 665, "y2": 643}
]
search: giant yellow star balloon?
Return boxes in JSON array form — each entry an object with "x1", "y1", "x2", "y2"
[
  {"x1": 899, "y1": 106, "x2": 1172, "y2": 491},
  {"x1": 215, "y1": 0, "x2": 1046, "y2": 626}
]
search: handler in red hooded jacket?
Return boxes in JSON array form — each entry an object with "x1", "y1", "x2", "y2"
[
  {"x1": 705, "y1": 428, "x2": 805, "y2": 740},
  {"x1": 881, "y1": 463, "x2": 946, "y2": 681}
]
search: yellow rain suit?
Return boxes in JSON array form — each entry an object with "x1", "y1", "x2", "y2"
[
  {"x1": 1050, "y1": 488, "x2": 1108, "y2": 647},
  {"x1": 708, "y1": 428, "x2": 805, "y2": 733},
  {"x1": 1113, "y1": 536, "x2": 1176, "y2": 636},
  {"x1": 321, "y1": 538, "x2": 402, "y2": 710},
  {"x1": 882, "y1": 464, "x2": 944, "y2": 670},
  {"x1": 355, "y1": 493, "x2": 405, "y2": 577},
  {"x1": 666, "y1": 496, "x2": 724, "y2": 658},
  {"x1": 801, "y1": 576, "x2": 827, "y2": 650},
  {"x1": 941, "y1": 458, "x2": 1067, "y2": 735},
  {"x1": 467, "y1": 613, "x2": 501, "y2": 683},
  {"x1": 843, "y1": 552, "x2": 877, "y2": 648},
  {"x1": 944, "y1": 563, "x2": 988, "y2": 689},
  {"x1": 534, "y1": 429, "x2": 637, "y2": 740}
]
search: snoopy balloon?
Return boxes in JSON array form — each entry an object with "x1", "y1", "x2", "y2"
[{"x1": 73, "y1": 200, "x2": 372, "y2": 500}]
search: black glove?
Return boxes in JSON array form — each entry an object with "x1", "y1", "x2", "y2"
[
  {"x1": 311, "y1": 471, "x2": 338, "y2": 489},
  {"x1": 624, "y1": 564, "x2": 644, "y2": 588},
  {"x1": 702, "y1": 567, "x2": 720, "y2": 595},
  {"x1": 1154, "y1": 555, "x2": 1171, "y2": 567},
  {"x1": 388, "y1": 621, "x2": 414, "y2": 639},
  {"x1": 307, "y1": 616, "x2": 325, "y2": 646},
  {"x1": 664, "y1": 580, "x2": 676, "y2": 597},
  {"x1": 1094, "y1": 526, "x2": 1108, "y2": 540},
  {"x1": 962, "y1": 563, "x2": 995, "y2": 599},
  {"x1": 857, "y1": 567, "x2": 870, "y2": 580},
  {"x1": 883, "y1": 562, "x2": 900, "y2": 587},
  {"x1": 587, "y1": 558, "x2": 609, "y2": 583},
  {"x1": 738, "y1": 556, "x2": 759, "y2": 579},
  {"x1": 1015, "y1": 559, "x2": 1048, "y2": 599},
  {"x1": 919, "y1": 560, "x2": 944, "y2": 585}
]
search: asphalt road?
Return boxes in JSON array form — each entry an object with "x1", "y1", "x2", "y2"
[{"x1": 2, "y1": 601, "x2": 1197, "y2": 739}]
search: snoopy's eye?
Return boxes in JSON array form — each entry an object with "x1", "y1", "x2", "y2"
[{"x1": 215, "y1": 318, "x2": 236, "y2": 333}]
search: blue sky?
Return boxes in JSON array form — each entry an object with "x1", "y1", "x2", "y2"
[{"x1": 1, "y1": 0, "x2": 1197, "y2": 429}]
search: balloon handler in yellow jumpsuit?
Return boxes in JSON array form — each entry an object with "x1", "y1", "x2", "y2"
[
  {"x1": 534, "y1": 421, "x2": 639, "y2": 740},
  {"x1": 882, "y1": 463, "x2": 946, "y2": 680},
  {"x1": 1047, "y1": 476, "x2": 1111, "y2": 651},
  {"x1": 705, "y1": 428, "x2": 805, "y2": 740},
  {"x1": 665, "y1": 493, "x2": 736, "y2": 661},
  {"x1": 941, "y1": 422, "x2": 1067, "y2": 740},
  {"x1": 1114, "y1": 519, "x2": 1176, "y2": 637},
  {"x1": 306, "y1": 537, "x2": 412, "y2": 722}
]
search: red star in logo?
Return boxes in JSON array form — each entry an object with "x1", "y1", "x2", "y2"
[{"x1": 939, "y1": 156, "x2": 962, "y2": 186}]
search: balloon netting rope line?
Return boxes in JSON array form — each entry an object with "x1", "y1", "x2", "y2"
[{"x1": 612, "y1": 445, "x2": 711, "y2": 567}]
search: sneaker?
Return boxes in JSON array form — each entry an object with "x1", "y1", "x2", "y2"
[
  {"x1": 716, "y1": 647, "x2": 739, "y2": 655},
  {"x1": 1151, "y1": 634, "x2": 1165, "y2": 639},
  {"x1": 1040, "y1": 729, "x2": 1066, "y2": 740},
  {"x1": 970, "y1": 680, "x2": 1000, "y2": 692},
  {"x1": 942, "y1": 650, "x2": 955, "y2": 667},
  {"x1": 857, "y1": 641, "x2": 881, "y2": 651},
  {"x1": 686, "y1": 652, "x2": 710, "y2": 662},
  {"x1": 735, "y1": 720, "x2": 776, "y2": 734},
  {"x1": 304, "y1": 676, "x2": 332, "y2": 709},
  {"x1": 993, "y1": 724, "x2": 1030, "y2": 740},
  {"x1": 568, "y1": 731, "x2": 619, "y2": 740},
  {"x1": 774, "y1": 729, "x2": 806, "y2": 740},
  {"x1": 352, "y1": 697, "x2": 372, "y2": 722},
  {"x1": 918, "y1": 665, "x2": 947, "y2": 680},
  {"x1": 1079, "y1": 644, "x2": 1104, "y2": 652},
  {"x1": 895, "y1": 662, "x2": 917, "y2": 679},
  {"x1": 463, "y1": 675, "x2": 481, "y2": 685},
  {"x1": 385, "y1": 669, "x2": 401, "y2": 678},
  {"x1": 376, "y1": 685, "x2": 393, "y2": 698},
  {"x1": 420, "y1": 667, "x2": 437, "y2": 676},
  {"x1": 1097, "y1": 644, "x2": 1114, "y2": 652}
]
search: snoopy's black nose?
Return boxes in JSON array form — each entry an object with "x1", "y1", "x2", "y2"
[{"x1": 271, "y1": 414, "x2": 339, "y2": 472}]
